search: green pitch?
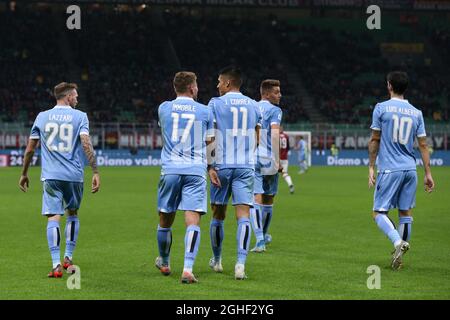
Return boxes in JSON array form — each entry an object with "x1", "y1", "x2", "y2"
[{"x1": 1, "y1": 166, "x2": 449, "y2": 300}]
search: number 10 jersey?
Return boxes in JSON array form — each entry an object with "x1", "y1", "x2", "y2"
[{"x1": 370, "y1": 97, "x2": 426, "y2": 173}]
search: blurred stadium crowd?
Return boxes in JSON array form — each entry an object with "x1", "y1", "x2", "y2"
[{"x1": 0, "y1": 3, "x2": 448, "y2": 125}]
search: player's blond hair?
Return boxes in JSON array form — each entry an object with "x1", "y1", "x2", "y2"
[
  {"x1": 260, "y1": 79, "x2": 280, "y2": 95},
  {"x1": 54, "y1": 82, "x2": 78, "y2": 100},
  {"x1": 173, "y1": 71, "x2": 197, "y2": 94}
]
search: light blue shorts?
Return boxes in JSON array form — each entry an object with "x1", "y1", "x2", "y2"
[
  {"x1": 210, "y1": 168, "x2": 254, "y2": 207},
  {"x1": 373, "y1": 170, "x2": 417, "y2": 212},
  {"x1": 157, "y1": 174, "x2": 207, "y2": 214},
  {"x1": 254, "y1": 171, "x2": 279, "y2": 196},
  {"x1": 42, "y1": 180, "x2": 84, "y2": 215}
]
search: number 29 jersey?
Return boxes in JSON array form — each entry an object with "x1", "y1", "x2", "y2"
[
  {"x1": 370, "y1": 98, "x2": 426, "y2": 173},
  {"x1": 30, "y1": 105, "x2": 90, "y2": 182}
]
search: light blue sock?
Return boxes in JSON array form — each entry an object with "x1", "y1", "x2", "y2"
[
  {"x1": 236, "y1": 217, "x2": 251, "y2": 265},
  {"x1": 262, "y1": 205, "x2": 273, "y2": 236},
  {"x1": 250, "y1": 205, "x2": 264, "y2": 243},
  {"x1": 210, "y1": 219, "x2": 224, "y2": 261},
  {"x1": 157, "y1": 225, "x2": 172, "y2": 265},
  {"x1": 47, "y1": 220, "x2": 61, "y2": 268},
  {"x1": 398, "y1": 216, "x2": 413, "y2": 242},
  {"x1": 184, "y1": 225, "x2": 200, "y2": 271},
  {"x1": 64, "y1": 215, "x2": 79, "y2": 259},
  {"x1": 375, "y1": 213, "x2": 401, "y2": 246}
]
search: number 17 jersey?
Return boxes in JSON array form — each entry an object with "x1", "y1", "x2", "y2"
[
  {"x1": 370, "y1": 98, "x2": 426, "y2": 173},
  {"x1": 30, "y1": 105, "x2": 90, "y2": 182},
  {"x1": 158, "y1": 97, "x2": 214, "y2": 178}
]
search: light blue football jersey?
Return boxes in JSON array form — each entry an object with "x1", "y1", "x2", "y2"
[
  {"x1": 30, "y1": 105, "x2": 89, "y2": 182},
  {"x1": 256, "y1": 100, "x2": 282, "y2": 173},
  {"x1": 208, "y1": 92, "x2": 262, "y2": 170},
  {"x1": 370, "y1": 98, "x2": 426, "y2": 172},
  {"x1": 158, "y1": 97, "x2": 214, "y2": 178},
  {"x1": 297, "y1": 139, "x2": 306, "y2": 158}
]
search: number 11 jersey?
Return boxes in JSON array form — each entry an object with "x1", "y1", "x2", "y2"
[{"x1": 208, "y1": 92, "x2": 262, "y2": 170}]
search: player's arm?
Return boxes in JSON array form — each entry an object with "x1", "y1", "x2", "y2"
[
  {"x1": 368, "y1": 129, "x2": 381, "y2": 188},
  {"x1": 19, "y1": 139, "x2": 39, "y2": 192},
  {"x1": 271, "y1": 124, "x2": 282, "y2": 172},
  {"x1": 206, "y1": 109, "x2": 221, "y2": 188},
  {"x1": 254, "y1": 103, "x2": 262, "y2": 148},
  {"x1": 206, "y1": 135, "x2": 221, "y2": 188},
  {"x1": 417, "y1": 136, "x2": 435, "y2": 193},
  {"x1": 207, "y1": 149, "x2": 221, "y2": 188},
  {"x1": 80, "y1": 134, "x2": 100, "y2": 193},
  {"x1": 271, "y1": 109, "x2": 282, "y2": 171},
  {"x1": 255, "y1": 124, "x2": 261, "y2": 148}
]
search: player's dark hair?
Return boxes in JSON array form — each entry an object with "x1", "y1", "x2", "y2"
[
  {"x1": 54, "y1": 82, "x2": 78, "y2": 100},
  {"x1": 173, "y1": 71, "x2": 197, "y2": 93},
  {"x1": 260, "y1": 79, "x2": 281, "y2": 94},
  {"x1": 387, "y1": 71, "x2": 409, "y2": 95},
  {"x1": 219, "y1": 66, "x2": 243, "y2": 88}
]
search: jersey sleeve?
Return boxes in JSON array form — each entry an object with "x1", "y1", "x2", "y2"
[
  {"x1": 416, "y1": 111, "x2": 427, "y2": 138},
  {"x1": 80, "y1": 113, "x2": 90, "y2": 136},
  {"x1": 207, "y1": 99, "x2": 217, "y2": 124},
  {"x1": 270, "y1": 108, "x2": 282, "y2": 126},
  {"x1": 206, "y1": 107, "x2": 215, "y2": 138},
  {"x1": 370, "y1": 104, "x2": 382, "y2": 131},
  {"x1": 158, "y1": 102, "x2": 168, "y2": 128},
  {"x1": 255, "y1": 103, "x2": 263, "y2": 127},
  {"x1": 30, "y1": 114, "x2": 41, "y2": 139}
]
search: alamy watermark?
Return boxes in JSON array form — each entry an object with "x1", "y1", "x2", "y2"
[
  {"x1": 366, "y1": 265, "x2": 381, "y2": 289},
  {"x1": 66, "y1": 265, "x2": 81, "y2": 290},
  {"x1": 66, "y1": 5, "x2": 81, "y2": 30},
  {"x1": 166, "y1": 121, "x2": 281, "y2": 175},
  {"x1": 366, "y1": 5, "x2": 381, "y2": 30}
]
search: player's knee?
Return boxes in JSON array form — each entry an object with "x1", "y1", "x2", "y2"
[
  {"x1": 213, "y1": 211, "x2": 226, "y2": 221},
  {"x1": 159, "y1": 212, "x2": 175, "y2": 228},
  {"x1": 66, "y1": 209, "x2": 78, "y2": 216},
  {"x1": 254, "y1": 194, "x2": 263, "y2": 204},
  {"x1": 262, "y1": 195, "x2": 274, "y2": 205},
  {"x1": 399, "y1": 210, "x2": 412, "y2": 217},
  {"x1": 47, "y1": 214, "x2": 61, "y2": 222},
  {"x1": 185, "y1": 211, "x2": 201, "y2": 226},
  {"x1": 211, "y1": 205, "x2": 226, "y2": 220},
  {"x1": 371, "y1": 211, "x2": 379, "y2": 219}
]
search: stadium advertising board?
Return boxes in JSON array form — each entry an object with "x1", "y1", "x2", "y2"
[
  {"x1": 2, "y1": 149, "x2": 450, "y2": 167},
  {"x1": 310, "y1": 150, "x2": 450, "y2": 166}
]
